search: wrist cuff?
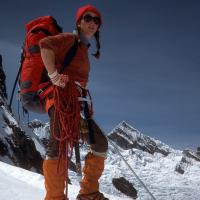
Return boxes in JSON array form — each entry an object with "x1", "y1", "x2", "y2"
[{"x1": 48, "y1": 70, "x2": 58, "y2": 79}]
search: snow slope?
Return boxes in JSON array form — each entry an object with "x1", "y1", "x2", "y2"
[
  {"x1": 105, "y1": 148, "x2": 200, "y2": 200},
  {"x1": 105, "y1": 122, "x2": 200, "y2": 200},
  {"x1": 0, "y1": 161, "x2": 132, "y2": 200},
  {"x1": 1, "y1": 99, "x2": 200, "y2": 200},
  {"x1": 29, "y1": 120, "x2": 200, "y2": 200}
]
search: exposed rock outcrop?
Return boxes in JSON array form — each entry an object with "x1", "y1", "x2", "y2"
[
  {"x1": 197, "y1": 147, "x2": 200, "y2": 156},
  {"x1": 183, "y1": 149, "x2": 200, "y2": 162},
  {"x1": 175, "y1": 149, "x2": 200, "y2": 174},
  {"x1": 112, "y1": 177, "x2": 137, "y2": 199},
  {"x1": 0, "y1": 103, "x2": 43, "y2": 173},
  {"x1": 0, "y1": 55, "x2": 7, "y2": 99},
  {"x1": 108, "y1": 121, "x2": 170, "y2": 156},
  {"x1": 175, "y1": 156, "x2": 191, "y2": 174},
  {"x1": 0, "y1": 56, "x2": 43, "y2": 173}
]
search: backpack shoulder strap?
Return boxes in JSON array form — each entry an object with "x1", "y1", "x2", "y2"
[{"x1": 60, "y1": 37, "x2": 79, "y2": 73}]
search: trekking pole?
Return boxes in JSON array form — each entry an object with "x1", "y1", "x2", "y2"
[{"x1": 106, "y1": 136, "x2": 157, "y2": 200}]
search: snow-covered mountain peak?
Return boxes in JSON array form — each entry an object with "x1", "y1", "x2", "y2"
[
  {"x1": 1, "y1": 54, "x2": 200, "y2": 200},
  {"x1": 114, "y1": 120, "x2": 139, "y2": 139},
  {"x1": 109, "y1": 121, "x2": 173, "y2": 156}
]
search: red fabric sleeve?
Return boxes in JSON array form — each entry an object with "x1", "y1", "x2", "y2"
[{"x1": 39, "y1": 33, "x2": 75, "y2": 59}]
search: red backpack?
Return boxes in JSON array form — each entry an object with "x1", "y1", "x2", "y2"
[
  {"x1": 9, "y1": 16, "x2": 78, "y2": 113},
  {"x1": 20, "y1": 16, "x2": 62, "y2": 94},
  {"x1": 17, "y1": 16, "x2": 63, "y2": 113}
]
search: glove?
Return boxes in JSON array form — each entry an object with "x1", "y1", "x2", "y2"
[{"x1": 48, "y1": 70, "x2": 69, "y2": 88}]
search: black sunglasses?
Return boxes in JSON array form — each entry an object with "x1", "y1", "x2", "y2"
[{"x1": 82, "y1": 14, "x2": 101, "y2": 25}]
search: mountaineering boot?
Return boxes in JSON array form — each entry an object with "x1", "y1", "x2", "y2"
[
  {"x1": 43, "y1": 159, "x2": 66, "y2": 200},
  {"x1": 76, "y1": 152, "x2": 109, "y2": 200},
  {"x1": 76, "y1": 191, "x2": 109, "y2": 200}
]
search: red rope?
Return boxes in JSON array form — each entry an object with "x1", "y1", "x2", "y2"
[{"x1": 52, "y1": 81, "x2": 82, "y2": 199}]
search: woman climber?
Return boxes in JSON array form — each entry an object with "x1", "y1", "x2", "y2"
[{"x1": 39, "y1": 4, "x2": 109, "y2": 200}]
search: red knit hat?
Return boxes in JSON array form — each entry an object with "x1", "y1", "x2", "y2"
[{"x1": 76, "y1": 4, "x2": 102, "y2": 26}]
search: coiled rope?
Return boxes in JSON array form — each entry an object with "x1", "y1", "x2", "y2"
[{"x1": 52, "y1": 81, "x2": 82, "y2": 199}]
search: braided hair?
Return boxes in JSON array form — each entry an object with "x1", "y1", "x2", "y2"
[{"x1": 92, "y1": 30, "x2": 100, "y2": 59}]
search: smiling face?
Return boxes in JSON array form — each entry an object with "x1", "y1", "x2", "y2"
[{"x1": 78, "y1": 11, "x2": 100, "y2": 39}]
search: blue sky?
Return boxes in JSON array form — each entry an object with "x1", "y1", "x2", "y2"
[{"x1": 0, "y1": 0, "x2": 200, "y2": 150}]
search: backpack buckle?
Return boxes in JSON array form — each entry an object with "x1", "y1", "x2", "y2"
[{"x1": 37, "y1": 89, "x2": 44, "y2": 95}]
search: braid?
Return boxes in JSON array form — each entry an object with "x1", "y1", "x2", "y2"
[
  {"x1": 76, "y1": 26, "x2": 81, "y2": 42},
  {"x1": 92, "y1": 30, "x2": 100, "y2": 59}
]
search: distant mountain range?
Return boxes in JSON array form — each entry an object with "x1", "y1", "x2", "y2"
[{"x1": 0, "y1": 55, "x2": 200, "y2": 199}]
